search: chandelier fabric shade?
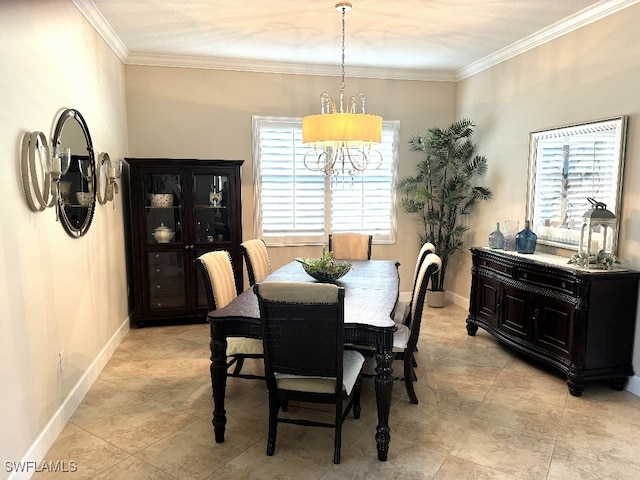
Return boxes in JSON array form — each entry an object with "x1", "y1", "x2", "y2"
[{"x1": 302, "y1": 113, "x2": 382, "y2": 145}]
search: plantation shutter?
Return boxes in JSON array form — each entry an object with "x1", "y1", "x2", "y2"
[
  {"x1": 331, "y1": 123, "x2": 397, "y2": 238},
  {"x1": 253, "y1": 117, "x2": 398, "y2": 245}
]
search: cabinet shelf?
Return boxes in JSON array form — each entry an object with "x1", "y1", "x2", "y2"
[
  {"x1": 195, "y1": 205, "x2": 227, "y2": 209},
  {"x1": 467, "y1": 247, "x2": 639, "y2": 396}
]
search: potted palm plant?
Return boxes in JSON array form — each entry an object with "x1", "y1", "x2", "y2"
[{"x1": 398, "y1": 118, "x2": 492, "y2": 306}]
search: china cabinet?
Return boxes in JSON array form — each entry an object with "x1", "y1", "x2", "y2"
[
  {"x1": 126, "y1": 158, "x2": 243, "y2": 327},
  {"x1": 467, "y1": 247, "x2": 639, "y2": 396}
]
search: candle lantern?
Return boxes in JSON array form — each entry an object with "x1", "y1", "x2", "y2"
[{"x1": 578, "y1": 197, "x2": 618, "y2": 269}]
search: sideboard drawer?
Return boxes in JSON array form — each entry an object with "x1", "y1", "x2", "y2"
[
  {"x1": 479, "y1": 256, "x2": 514, "y2": 278},
  {"x1": 516, "y1": 267, "x2": 576, "y2": 295}
]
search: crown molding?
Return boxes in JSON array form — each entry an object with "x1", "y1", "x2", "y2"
[
  {"x1": 125, "y1": 52, "x2": 456, "y2": 82},
  {"x1": 74, "y1": 0, "x2": 638, "y2": 83},
  {"x1": 72, "y1": 0, "x2": 129, "y2": 62},
  {"x1": 456, "y1": 0, "x2": 640, "y2": 80}
]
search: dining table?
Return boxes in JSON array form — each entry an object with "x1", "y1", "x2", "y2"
[{"x1": 207, "y1": 259, "x2": 401, "y2": 461}]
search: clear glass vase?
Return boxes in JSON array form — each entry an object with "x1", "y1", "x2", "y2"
[{"x1": 503, "y1": 220, "x2": 519, "y2": 251}]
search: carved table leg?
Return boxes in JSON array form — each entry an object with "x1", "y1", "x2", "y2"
[
  {"x1": 210, "y1": 327, "x2": 228, "y2": 443},
  {"x1": 374, "y1": 346, "x2": 394, "y2": 461}
]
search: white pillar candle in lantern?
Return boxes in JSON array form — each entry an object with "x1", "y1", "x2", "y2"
[{"x1": 578, "y1": 198, "x2": 617, "y2": 269}]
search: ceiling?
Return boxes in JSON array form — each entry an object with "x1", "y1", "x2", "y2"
[{"x1": 75, "y1": 0, "x2": 634, "y2": 81}]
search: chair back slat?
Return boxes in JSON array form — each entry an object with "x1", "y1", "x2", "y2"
[
  {"x1": 328, "y1": 233, "x2": 372, "y2": 260},
  {"x1": 195, "y1": 251, "x2": 237, "y2": 310},
  {"x1": 406, "y1": 242, "x2": 436, "y2": 323},
  {"x1": 241, "y1": 238, "x2": 272, "y2": 285},
  {"x1": 407, "y1": 253, "x2": 441, "y2": 349}
]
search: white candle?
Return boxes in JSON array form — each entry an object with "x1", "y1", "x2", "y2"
[
  {"x1": 52, "y1": 156, "x2": 61, "y2": 174},
  {"x1": 108, "y1": 166, "x2": 117, "y2": 178}
]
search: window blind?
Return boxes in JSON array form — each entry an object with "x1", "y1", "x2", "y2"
[{"x1": 253, "y1": 117, "x2": 398, "y2": 245}]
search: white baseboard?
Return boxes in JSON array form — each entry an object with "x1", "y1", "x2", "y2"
[
  {"x1": 626, "y1": 375, "x2": 640, "y2": 397},
  {"x1": 10, "y1": 317, "x2": 130, "y2": 480},
  {"x1": 446, "y1": 290, "x2": 469, "y2": 311}
]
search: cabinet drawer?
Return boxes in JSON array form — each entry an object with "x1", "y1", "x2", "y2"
[
  {"x1": 478, "y1": 257, "x2": 514, "y2": 278},
  {"x1": 517, "y1": 267, "x2": 575, "y2": 295}
]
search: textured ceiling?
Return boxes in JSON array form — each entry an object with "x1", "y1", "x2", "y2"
[{"x1": 76, "y1": 0, "x2": 633, "y2": 80}]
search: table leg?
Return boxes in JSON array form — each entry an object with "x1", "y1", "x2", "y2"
[
  {"x1": 374, "y1": 346, "x2": 394, "y2": 461},
  {"x1": 210, "y1": 328, "x2": 228, "y2": 443}
]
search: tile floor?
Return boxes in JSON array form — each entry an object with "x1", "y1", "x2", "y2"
[{"x1": 35, "y1": 303, "x2": 640, "y2": 479}]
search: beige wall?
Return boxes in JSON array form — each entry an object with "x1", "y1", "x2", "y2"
[
  {"x1": 0, "y1": 1, "x2": 129, "y2": 473},
  {"x1": 455, "y1": 3, "x2": 640, "y2": 379},
  {"x1": 124, "y1": 66, "x2": 457, "y2": 289}
]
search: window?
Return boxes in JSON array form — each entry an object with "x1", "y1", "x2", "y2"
[
  {"x1": 252, "y1": 116, "x2": 399, "y2": 246},
  {"x1": 526, "y1": 116, "x2": 627, "y2": 250}
]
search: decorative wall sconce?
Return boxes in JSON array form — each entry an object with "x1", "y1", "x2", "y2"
[
  {"x1": 97, "y1": 152, "x2": 123, "y2": 207},
  {"x1": 20, "y1": 131, "x2": 70, "y2": 220},
  {"x1": 21, "y1": 108, "x2": 98, "y2": 237}
]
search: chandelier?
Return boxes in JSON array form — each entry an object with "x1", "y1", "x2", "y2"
[{"x1": 302, "y1": 2, "x2": 383, "y2": 178}]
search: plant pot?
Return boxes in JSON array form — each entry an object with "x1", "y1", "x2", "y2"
[{"x1": 427, "y1": 289, "x2": 446, "y2": 308}]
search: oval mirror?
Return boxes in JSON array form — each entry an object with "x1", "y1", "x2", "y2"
[{"x1": 52, "y1": 109, "x2": 96, "y2": 237}]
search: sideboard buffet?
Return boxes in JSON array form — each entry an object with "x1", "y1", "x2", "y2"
[
  {"x1": 467, "y1": 247, "x2": 639, "y2": 396},
  {"x1": 126, "y1": 158, "x2": 244, "y2": 327}
]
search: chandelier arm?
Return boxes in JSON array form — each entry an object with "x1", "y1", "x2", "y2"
[{"x1": 320, "y1": 92, "x2": 337, "y2": 114}]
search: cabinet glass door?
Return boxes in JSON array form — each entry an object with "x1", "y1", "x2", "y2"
[
  {"x1": 193, "y1": 173, "x2": 231, "y2": 244},
  {"x1": 143, "y1": 173, "x2": 182, "y2": 245}
]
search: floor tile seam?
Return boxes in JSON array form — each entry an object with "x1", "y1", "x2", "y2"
[
  {"x1": 442, "y1": 454, "x2": 531, "y2": 480},
  {"x1": 80, "y1": 407, "x2": 202, "y2": 456},
  {"x1": 204, "y1": 437, "x2": 266, "y2": 478},
  {"x1": 60, "y1": 423, "x2": 132, "y2": 459},
  {"x1": 107, "y1": 455, "x2": 182, "y2": 480}
]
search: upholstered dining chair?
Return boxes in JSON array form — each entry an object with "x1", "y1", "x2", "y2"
[
  {"x1": 328, "y1": 232, "x2": 372, "y2": 260},
  {"x1": 357, "y1": 253, "x2": 441, "y2": 404},
  {"x1": 240, "y1": 238, "x2": 272, "y2": 286},
  {"x1": 393, "y1": 242, "x2": 436, "y2": 326},
  {"x1": 195, "y1": 250, "x2": 263, "y2": 379},
  {"x1": 254, "y1": 281, "x2": 365, "y2": 464}
]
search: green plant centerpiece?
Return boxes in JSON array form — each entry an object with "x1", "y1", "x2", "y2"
[
  {"x1": 296, "y1": 249, "x2": 352, "y2": 282},
  {"x1": 398, "y1": 118, "x2": 492, "y2": 292}
]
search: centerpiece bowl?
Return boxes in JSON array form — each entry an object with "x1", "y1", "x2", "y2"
[{"x1": 296, "y1": 251, "x2": 352, "y2": 282}]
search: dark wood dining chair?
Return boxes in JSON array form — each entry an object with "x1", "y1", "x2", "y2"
[
  {"x1": 240, "y1": 238, "x2": 272, "y2": 286},
  {"x1": 355, "y1": 253, "x2": 441, "y2": 404},
  {"x1": 394, "y1": 242, "x2": 436, "y2": 326},
  {"x1": 328, "y1": 232, "x2": 372, "y2": 260},
  {"x1": 254, "y1": 281, "x2": 365, "y2": 464},
  {"x1": 195, "y1": 251, "x2": 263, "y2": 379}
]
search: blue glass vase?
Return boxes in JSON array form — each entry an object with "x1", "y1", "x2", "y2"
[{"x1": 516, "y1": 220, "x2": 537, "y2": 254}]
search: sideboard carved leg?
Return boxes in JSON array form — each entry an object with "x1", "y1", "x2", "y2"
[
  {"x1": 466, "y1": 320, "x2": 478, "y2": 336},
  {"x1": 607, "y1": 377, "x2": 627, "y2": 391},
  {"x1": 567, "y1": 378, "x2": 585, "y2": 397}
]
